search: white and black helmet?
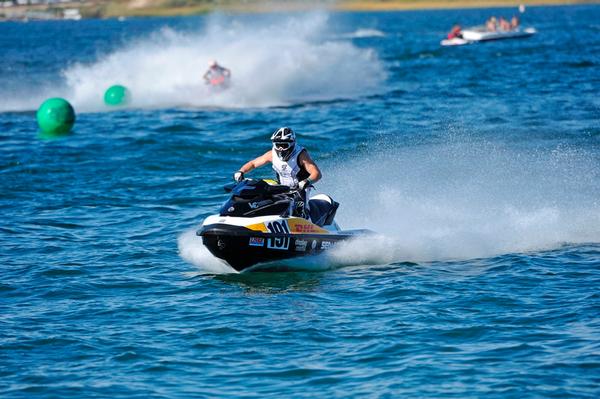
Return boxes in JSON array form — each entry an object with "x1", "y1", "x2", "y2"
[{"x1": 271, "y1": 127, "x2": 296, "y2": 161}]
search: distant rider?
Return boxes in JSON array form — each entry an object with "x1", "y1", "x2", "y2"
[
  {"x1": 447, "y1": 25, "x2": 463, "y2": 40},
  {"x1": 203, "y1": 60, "x2": 231, "y2": 86},
  {"x1": 233, "y1": 127, "x2": 322, "y2": 218}
]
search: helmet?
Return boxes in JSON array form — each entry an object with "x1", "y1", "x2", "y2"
[
  {"x1": 271, "y1": 127, "x2": 296, "y2": 161},
  {"x1": 209, "y1": 60, "x2": 218, "y2": 68}
]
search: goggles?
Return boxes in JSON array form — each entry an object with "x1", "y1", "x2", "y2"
[{"x1": 273, "y1": 142, "x2": 293, "y2": 151}]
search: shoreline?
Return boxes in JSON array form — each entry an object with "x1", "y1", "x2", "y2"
[
  {"x1": 335, "y1": 0, "x2": 598, "y2": 12},
  {"x1": 108, "y1": 1, "x2": 600, "y2": 17},
  {"x1": 0, "y1": 0, "x2": 598, "y2": 20}
]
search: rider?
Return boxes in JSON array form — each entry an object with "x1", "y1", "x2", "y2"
[
  {"x1": 233, "y1": 127, "x2": 322, "y2": 217},
  {"x1": 203, "y1": 60, "x2": 231, "y2": 86},
  {"x1": 447, "y1": 24, "x2": 463, "y2": 40}
]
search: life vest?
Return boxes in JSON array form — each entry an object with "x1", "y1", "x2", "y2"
[
  {"x1": 206, "y1": 67, "x2": 228, "y2": 85},
  {"x1": 210, "y1": 75, "x2": 225, "y2": 86},
  {"x1": 271, "y1": 145, "x2": 309, "y2": 188}
]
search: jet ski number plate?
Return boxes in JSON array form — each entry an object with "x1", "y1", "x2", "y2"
[{"x1": 266, "y1": 221, "x2": 291, "y2": 250}]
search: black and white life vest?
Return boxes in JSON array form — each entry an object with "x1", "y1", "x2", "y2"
[{"x1": 271, "y1": 145, "x2": 309, "y2": 188}]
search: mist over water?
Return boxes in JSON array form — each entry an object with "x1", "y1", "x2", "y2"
[
  {"x1": 0, "y1": 13, "x2": 385, "y2": 112},
  {"x1": 177, "y1": 229, "x2": 236, "y2": 274},
  {"x1": 326, "y1": 136, "x2": 600, "y2": 262},
  {"x1": 180, "y1": 134, "x2": 600, "y2": 273}
]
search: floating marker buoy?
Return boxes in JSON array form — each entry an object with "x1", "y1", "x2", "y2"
[
  {"x1": 36, "y1": 97, "x2": 76, "y2": 136},
  {"x1": 104, "y1": 84, "x2": 130, "y2": 106}
]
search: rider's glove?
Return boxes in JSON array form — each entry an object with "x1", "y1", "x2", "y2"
[
  {"x1": 298, "y1": 179, "x2": 312, "y2": 190},
  {"x1": 233, "y1": 171, "x2": 244, "y2": 182}
]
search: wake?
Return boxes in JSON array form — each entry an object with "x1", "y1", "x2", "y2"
[
  {"x1": 179, "y1": 135, "x2": 600, "y2": 274},
  {"x1": 1, "y1": 12, "x2": 385, "y2": 113}
]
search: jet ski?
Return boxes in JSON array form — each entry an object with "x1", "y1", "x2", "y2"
[
  {"x1": 197, "y1": 179, "x2": 372, "y2": 272},
  {"x1": 206, "y1": 74, "x2": 230, "y2": 90},
  {"x1": 440, "y1": 37, "x2": 471, "y2": 46}
]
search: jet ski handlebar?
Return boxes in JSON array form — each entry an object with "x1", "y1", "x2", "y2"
[{"x1": 223, "y1": 182, "x2": 237, "y2": 193}]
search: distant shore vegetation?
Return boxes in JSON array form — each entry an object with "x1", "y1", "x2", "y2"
[{"x1": 1, "y1": 0, "x2": 597, "y2": 20}]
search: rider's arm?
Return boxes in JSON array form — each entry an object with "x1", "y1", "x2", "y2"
[
  {"x1": 298, "y1": 151, "x2": 322, "y2": 184},
  {"x1": 239, "y1": 150, "x2": 272, "y2": 174}
]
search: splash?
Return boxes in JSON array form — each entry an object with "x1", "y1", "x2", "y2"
[
  {"x1": 0, "y1": 12, "x2": 383, "y2": 113},
  {"x1": 69, "y1": 13, "x2": 383, "y2": 110},
  {"x1": 338, "y1": 28, "x2": 386, "y2": 39},
  {"x1": 323, "y1": 136, "x2": 600, "y2": 263},
  {"x1": 177, "y1": 229, "x2": 237, "y2": 274},
  {"x1": 179, "y1": 134, "x2": 599, "y2": 273}
]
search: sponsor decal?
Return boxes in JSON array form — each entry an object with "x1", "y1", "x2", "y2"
[
  {"x1": 321, "y1": 241, "x2": 333, "y2": 250},
  {"x1": 295, "y1": 239, "x2": 308, "y2": 252},
  {"x1": 249, "y1": 200, "x2": 270, "y2": 209},
  {"x1": 248, "y1": 237, "x2": 264, "y2": 247},
  {"x1": 288, "y1": 219, "x2": 329, "y2": 234}
]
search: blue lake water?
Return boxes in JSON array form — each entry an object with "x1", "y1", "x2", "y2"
[{"x1": 1, "y1": 5, "x2": 599, "y2": 398}]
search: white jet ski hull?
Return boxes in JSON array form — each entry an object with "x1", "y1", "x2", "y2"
[{"x1": 441, "y1": 37, "x2": 471, "y2": 46}]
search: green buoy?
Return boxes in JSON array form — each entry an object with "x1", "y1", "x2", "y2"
[
  {"x1": 36, "y1": 97, "x2": 76, "y2": 136},
  {"x1": 104, "y1": 84, "x2": 130, "y2": 106}
]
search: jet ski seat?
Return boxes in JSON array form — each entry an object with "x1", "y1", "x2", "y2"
[{"x1": 308, "y1": 194, "x2": 339, "y2": 227}]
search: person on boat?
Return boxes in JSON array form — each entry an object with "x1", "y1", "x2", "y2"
[
  {"x1": 203, "y1": 60, "x2": 231, "y2": 86},
  {"x1": 511, "y1": 15, "x2": 520, "y2": 30},
  {"x1": 447, "y1": 25, "x2": 463, "y2": 40},
  {"x1": 233, "y1": 127, "x2": 322, "y2": 218},
  {"x1": 499, "y1": 17, "x2": 511, "y2": 31},
  {"x1": 486, "y1": 17, "x2": 497, "y2": 32}
]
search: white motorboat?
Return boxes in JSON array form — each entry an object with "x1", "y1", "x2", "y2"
[
  {"x1": 441, "y1": 27, "x2": 536, "y2": 46},
  {"x1": 461, "y1": 26, "x2": 536, "y2": 42}
]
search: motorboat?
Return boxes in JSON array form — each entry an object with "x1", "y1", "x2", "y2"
[
  {"x1": 461, "y1": 26, "x2": 536, "y2": 41},
  {"x1": 197, "y1": 179, "x2": 372, "y2": 271},
  {"x1": 441, "y1": 27, "x2": 536, "y2": 46}
]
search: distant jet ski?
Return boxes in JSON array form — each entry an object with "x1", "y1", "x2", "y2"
[
  {"x1": 204, "y1": 60, "x2": 231, "y2": 90},
  {"x1": 197, "y1": 179, "x2": 372, "y2": 272},
  {"x1": 441, "y1": 27, "x2": 536, "y2": 46},
  {"x1": 440, "y1": 37, "x2": 471, "y2": 46},
  {"x1": 207, "y1": 74, "x2": 230, "y2": 89}
]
